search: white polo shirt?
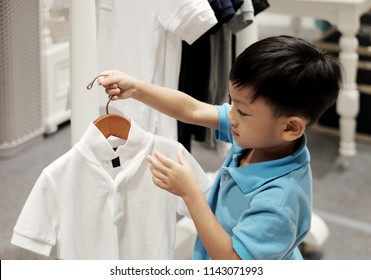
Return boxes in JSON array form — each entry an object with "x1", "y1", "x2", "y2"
[
  {"x1": 97, "y1": 0, "x2": 217, "y2": 139},
  {"x1": 11, "y1": 120, "x2": 210, "y2": 259}
]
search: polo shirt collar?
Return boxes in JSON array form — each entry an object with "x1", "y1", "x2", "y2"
[
  {"x1": 228, "y1": 135, "x2": 310, "y2": 193},
  {"x1": 76, "y1": 119, "x2": 154, "y2": 165}
]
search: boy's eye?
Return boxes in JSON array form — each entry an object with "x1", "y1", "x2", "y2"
[{"x1": 237, "y1": 109, "x2": 248, "y2": 116}]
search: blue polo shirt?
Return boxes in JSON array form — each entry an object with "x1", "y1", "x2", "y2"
[{"x1": 192, "y1": 103, "x2": 312, "y2": 260}]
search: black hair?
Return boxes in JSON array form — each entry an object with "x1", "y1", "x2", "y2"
[{"x1": 229, "y1": 35, "x2": 343, "y2": 125}]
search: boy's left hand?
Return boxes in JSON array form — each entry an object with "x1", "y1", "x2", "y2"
[{"x1": 146, "y1": 150, "x2": 201, "y2": 200}]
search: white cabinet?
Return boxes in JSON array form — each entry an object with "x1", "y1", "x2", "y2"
[
  {"x1": 41, "y1": 0, "x2": 70, "y2": 135},
  {"x1": 43, "y1": 41, "x2": 70, "y2": 134}
]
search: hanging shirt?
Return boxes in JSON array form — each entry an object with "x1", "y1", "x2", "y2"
[
  {"x1": 97, "y1": 0, "x2": 217, "y2": 139},
  {"x1": 11, "y1": 120, "x2": 210, "y2": 259}
]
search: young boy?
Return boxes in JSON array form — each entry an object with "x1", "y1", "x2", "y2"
[{"x1": 98, "y1": 35, "x2": 342, "y2": 260}]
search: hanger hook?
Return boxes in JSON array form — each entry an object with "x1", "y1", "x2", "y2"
[
  {"x1": 106, "y1": 96, "x2": 113, "y2": 115},
  {"x1": 87, "y1": 74, "x2": 112, "y2": 114},
  {"x1": 86, "y1": 74, "x2": 109, "y2": 90}
]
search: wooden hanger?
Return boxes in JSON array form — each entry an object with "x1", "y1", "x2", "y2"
[
  {"x1": 93, "y1": 97, "x2": 130, "y2": 139},
  {"x1": 87, "y1": 75, "x2": 131, "y2": 139}
]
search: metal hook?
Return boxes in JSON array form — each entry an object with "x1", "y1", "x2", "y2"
[
  {"x1": 105, "y1": 95, "x2": 113, "y2": 115},
  {"x1": 86, "y1": 74, "x2": 109, "y2": 90},
  {"x1": 87, "y1": 74, "x2": 112, "y2": 114}
]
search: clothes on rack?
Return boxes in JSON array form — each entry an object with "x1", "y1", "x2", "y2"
[
  {"x1": 209, "y1": 0, "x2": 266, "y2": 106},
  {"x1": 207, "y1": 1, "x2": 257, "y2": 153},
  {"x1": 226, "y1": 0, "x2": 255, "y2": 34},
  {"x1": 177, "y1": 35, "x2": 212, "y2": 152},
  {"x1": 177, "y1": 0, "x2": 270, "y2": 152},
  {"x1": 96, "y1": 0, "x2": 217, "y2": 140},
  {"x1": 207, "y1": 0, "x2": 245, "y2": 33},
  {"x1": 11, "y1": 119, "x2": 210, "y2": 259},
  {"x1": 251, "y1": 0, "x2": 270, "y2": 15}
]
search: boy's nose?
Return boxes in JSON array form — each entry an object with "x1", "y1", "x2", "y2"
[{"x1": 228, "y1": 112, "x2": 237, "y2": 126}]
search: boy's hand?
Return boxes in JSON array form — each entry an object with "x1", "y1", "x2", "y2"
[
  {"x1": 97, "y1": 70, "x2": 139, "y2": 100},
  {"x1": 147, "y1": 150, "x2": 201, "y2": 201}
]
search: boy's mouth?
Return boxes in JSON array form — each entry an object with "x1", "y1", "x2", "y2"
[{"x1": 231, "y1": 129, "x2": 239, "y2": 136}]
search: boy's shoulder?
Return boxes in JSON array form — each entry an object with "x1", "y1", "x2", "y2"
[{"x1": 230, "y1": 135, "x2": 311, "y2": 192}]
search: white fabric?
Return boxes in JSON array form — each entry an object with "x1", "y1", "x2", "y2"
[
  {"x1": 96, "y1": 0, "x2": 217, "y2": 139},
  {"x1": 11, "y1": 120, "x2": 210, "y2": 259}
]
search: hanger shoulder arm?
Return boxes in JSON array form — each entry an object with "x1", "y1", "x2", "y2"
[{"x1": 93, "y1": 114, "x2": 130, "y2": 139}]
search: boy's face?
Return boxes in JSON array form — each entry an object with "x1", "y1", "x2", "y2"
[{"x1": 228, "y1": 83, "x2": 289, "y2": 151}]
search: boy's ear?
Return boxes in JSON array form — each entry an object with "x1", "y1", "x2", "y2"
[{"x1": 281, "y1": 116, "x2": 306, "y2": 141}]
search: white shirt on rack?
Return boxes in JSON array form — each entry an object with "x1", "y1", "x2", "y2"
[
  {"x1": 11, "y1": 120, "x2": 210, "y2": 259},
  {"x1": 97, "y1": 0, "x2": 217, "y2": 139}
]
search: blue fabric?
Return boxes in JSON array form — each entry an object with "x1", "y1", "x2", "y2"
[{"x1": 193, "y1": 103, "x2": 312, "y2": 260}]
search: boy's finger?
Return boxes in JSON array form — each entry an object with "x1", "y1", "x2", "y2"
[
  {"x1": 99, "y1": 70, "x2": 112, "y2": 76},
  {"x1": 98, "y1": 74, "x2": 119, "y2": 87},
  {"x1": 105, "y1": 87, "x2": 120, "y2": 96},
  {"x1": 177, "y1": 150, "x2": 188, "y2": 165},
  {"x1": 154, "y1": 152, "x2": 174, "y2": 168},
  {"x1": 148, "y1": 163, "x2": 167, "y2": 182},
  {"x1": 97, "y1": 72, "x2": 110, "y2": 85},
  {"x1": 147, "y1": 155, "x2": 168, "y2": 174}
]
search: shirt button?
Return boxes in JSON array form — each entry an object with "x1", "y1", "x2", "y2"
[{"x1": 222, "y1": 173, "x2": 227, "y2": 180}]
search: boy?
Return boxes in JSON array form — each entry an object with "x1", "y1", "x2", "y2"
[{"x1": 98, "y1": 35, "x2": 342, "y2": 260}]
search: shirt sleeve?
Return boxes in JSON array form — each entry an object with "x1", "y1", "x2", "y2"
[
  {"x1": 231, "y1": 190, "x2": 305, "y2": 260},
  {"x1": 11, "y1": 170, "x2": 59, "y2": 257},
  {"x1": 158, "y1": 0, "x2": 218, "y2": 45},
  {"x1": 225, "y1": 0, "x2": 255, "y2": 34},
  {"x1": 215, "y1": 103, "x2": 234, "y2": 144}
]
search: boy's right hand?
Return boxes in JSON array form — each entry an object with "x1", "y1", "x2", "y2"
[{"x1": 97, "y1": 70, "x2": 139, "y2": 100}]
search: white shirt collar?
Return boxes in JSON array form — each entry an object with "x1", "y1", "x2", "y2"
[{"x1": 76, "y1": 119, "x2": 154, "y2": 165}]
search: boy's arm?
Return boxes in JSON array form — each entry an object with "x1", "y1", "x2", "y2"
[
  {"x1": 185, "y1": 188, "x2": 242, "y2": 260},
  {"x1": 98, "y1": 70, "x2": 219, "y2": 129},
  {"x1": 147, "y1": 151, "x2": 241, "y2": 260}
]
